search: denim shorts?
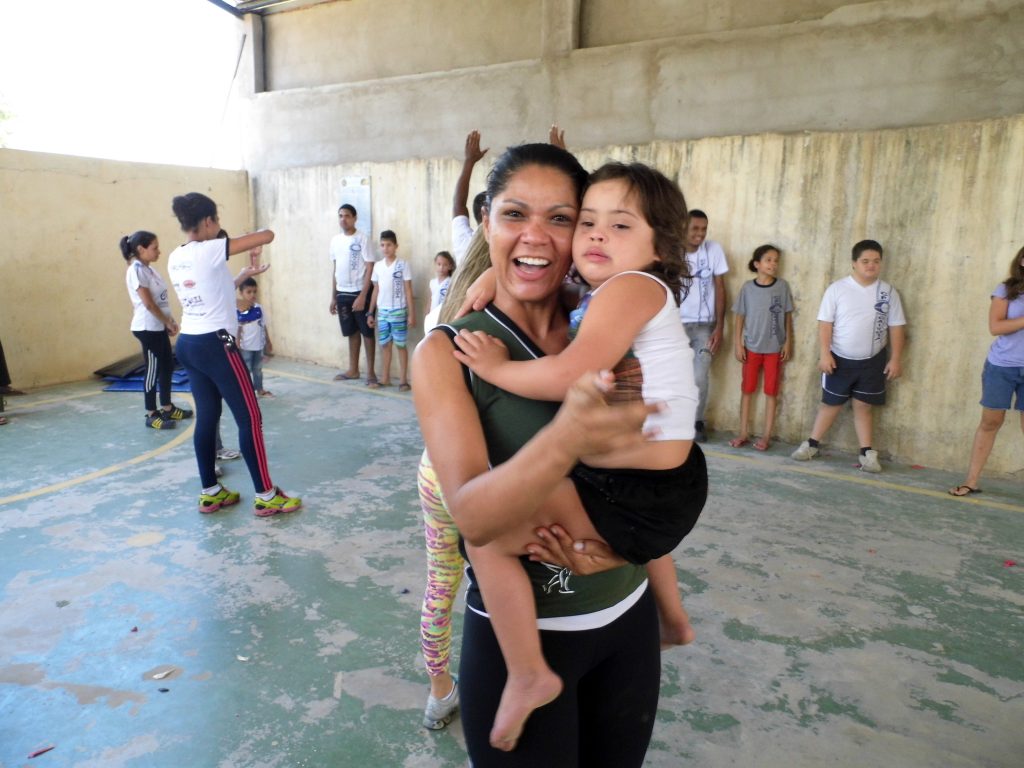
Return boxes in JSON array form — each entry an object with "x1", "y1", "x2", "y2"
[{"x1": 980, "y1": 360, "x2": 1024, "y2": 410}]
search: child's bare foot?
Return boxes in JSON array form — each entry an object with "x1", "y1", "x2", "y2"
[
  {"x1": 659, "y1": 606, "x2": 696, "y2": 649},
  {"x1": 489, "y1": 669, "x2": 563, "y2": 752},
  {"x1": 258, "y1": 389, "x2": 274, "y2": 397}
]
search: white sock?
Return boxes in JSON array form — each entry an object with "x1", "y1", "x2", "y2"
[
  {"x1": 203, "y1": 484, "x2": 222, "y2": 495},
  {"x1": 256, "y1": 487, "x2": 277, "y2": 501}
]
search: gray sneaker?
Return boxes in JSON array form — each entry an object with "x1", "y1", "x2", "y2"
[
  {"x1": 423, "y1": 677, "x2": 459, "y2": 730},
  {"x1": 859, "y1": 449, "x2": 882, "y2": 473},
  {"x1": 790, "y1": 440, "x2": 819, "y2": 461}
]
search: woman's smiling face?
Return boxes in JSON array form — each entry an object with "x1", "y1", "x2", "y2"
[{"x1": 484, "y1": 163, "x2": 578, "y2": 305}]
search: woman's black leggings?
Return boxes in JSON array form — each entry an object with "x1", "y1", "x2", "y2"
[
  {"x1": 132, "y1": 330, "x2": 173, "y2": 413},
  {"x1": 460, "y1": 585, "x2": 661, "y2": 767},
  {"x1": 175, "y1": 331, "x2": 273, "y2": 492}
]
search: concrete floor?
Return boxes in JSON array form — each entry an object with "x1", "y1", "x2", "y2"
[{"x1": 1, "y1": 359, "x2": 1021, "y2": 767}]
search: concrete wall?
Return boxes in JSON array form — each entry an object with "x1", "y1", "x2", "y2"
[
  {"x1": 264, "y1": 0, "x2": 544, "y2": 90},
  {"x1": 253, "y1": 115, "x2": 1024, "y2": 474},
  {"x1": 0, "y1": 149, "x2": 251, "y2": 389},
  {"x1": 234, "y1": 0, "x2": 1024, "y2": 172}
]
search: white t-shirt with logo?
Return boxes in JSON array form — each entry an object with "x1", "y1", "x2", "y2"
[
  {"x1": 331, "y1": 231, "x2": 376, "y2": 292},
  {"x1": 817, "y1": 275, "x2": 906, "y2": 360},
  {"x1": 678, "y1": 240, "x2": 729, "y2": 324},
  {"x1": 168, "y1": 239, "x2": 238, "y2": 336},
  {"x1": 371, "y1": 258, "x2": 412, "y2": 311},
  {"x1": 126, "y1": 259, "x2": 171, "y2": 332}
]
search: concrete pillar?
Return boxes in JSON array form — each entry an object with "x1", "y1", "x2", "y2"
[
  {"x1": 246, "y1": 13, "x2": 266, "y2": 94},
  {"x1": 542, "y1": 0, "x2": 579, "y2": 58}
]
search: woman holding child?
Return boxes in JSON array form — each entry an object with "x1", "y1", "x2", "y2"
[{"x1": 412, "y1": 144, "x2": 672, "y2": 766}]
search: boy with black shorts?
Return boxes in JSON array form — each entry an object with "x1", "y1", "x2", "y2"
[
  {"x1": 791, "y1": 240, "x2": 906, "y2": 472},
  {"x1": 329, "y1": 204, "x2": 378, "y2": 385}
]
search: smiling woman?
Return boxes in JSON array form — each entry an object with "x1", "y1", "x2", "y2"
[{"x1": 0, "y1": 0, "x2": 242, "y2": 167}]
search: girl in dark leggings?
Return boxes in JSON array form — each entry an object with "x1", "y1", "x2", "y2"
[
  {"x1": 120, "y1": 231, "x2": 192, "y2": 430},
  {"x1": 167, "y1": 192, "x2": 301, "y2": 517}
]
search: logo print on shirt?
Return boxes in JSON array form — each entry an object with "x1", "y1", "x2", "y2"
[
  {"x1": 541, "y1": 563, "x2": 575, "y2": 595},
  {"x1": 183, "y1": 280, "x2": 196, "y2": 289}
]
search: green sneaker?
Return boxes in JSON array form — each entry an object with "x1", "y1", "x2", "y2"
[
  {"x1": 254, "y1": 488, "x2": 302, "y2": 517},
  {"x1": 199, "y1": 486, "x2": 241, "y2": 514}
]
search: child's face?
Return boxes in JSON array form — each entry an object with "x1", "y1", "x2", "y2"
[
  {"x1": 434, "y1": 256, "x2": 452, "y2": 278},
  {"x1": 756, "y1": 249, "x2": 780, "y2": 277},
  {"x1": 379, "y1": 239, "x2": 397, "y2": 259},
  {"x1": 338, "y1": 209, "x2": 356, "y2": 234},
  {"x1": 240, "y1": 286, "x2": 257, "y2": 302},
  {"x1": 572, "y1": 179, "x2": 658, "y2": 289},
  {"x1": 139, "y1": 239, "x2": 161, "y2": 263},
  {"x1": 852, "y1": 249, "x2": 883, "y2": 283}
]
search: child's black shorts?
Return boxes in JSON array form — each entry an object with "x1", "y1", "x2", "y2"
[
  {"x1": 570, "y1": 444, "x2": 708, "y2": 565},
  {"x1": 821, "y1": 348, "x2": 888, "y2": 406}
]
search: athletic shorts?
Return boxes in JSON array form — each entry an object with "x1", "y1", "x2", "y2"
[
  {"x1": 336, "y1": 291, "x2": 374, "y2": 338},
  {"x1": 570, "y1": 443, "x2": 707, "y2": 565},
  {"x1": 376, "y1": 307, "x2": 408, "y2": 348},
  {"x1": 980, "y1": 360, "x2": 1024, "y2": 410},
  {"x1": 741, "y1": 350, "x2": 782, "y2": 396},
  {"x1": 821, "y1": 348, "x2": 887, "y2": 406}
]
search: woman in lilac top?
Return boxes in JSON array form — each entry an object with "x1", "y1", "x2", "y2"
[{"x1": 950, "y1": 245, "x2": 1024, "y2": 496}]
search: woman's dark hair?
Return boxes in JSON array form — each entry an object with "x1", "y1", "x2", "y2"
[
  {"x1": 172, "y1": 193, "x2": 218, "y2": 232},
  {"x1": 239, "y1": 277, "x2": 258, "y2": 290},
  {"x1": 586, "y1": 161, "x2": 691, "y2": 305},
  {"x1": 1003, "y1": 245, "x2": 1024, "y2": 301},
  {"x1": 485, "y1": 143, "x2": 589, "y2": 210},
  {"x1": 748, "y1": 244, "x2": 780, "y2": 273},
  {"x1": 119, "y1": 231, "x2": 157, "y2": 261}
]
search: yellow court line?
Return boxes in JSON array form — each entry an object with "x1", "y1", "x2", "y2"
[
  {"x1": 264, "y1": 367, "x2": 411, "y2": 400},
  {"x1": 3, "y1": 389, "x2": 104, "y2": 411},
  {"x1": 703, "y1": 448, "x2": 1024, "y2": 514},
  {"x1": 0, "y1": 396, "x2": 196, "y2": 507}
]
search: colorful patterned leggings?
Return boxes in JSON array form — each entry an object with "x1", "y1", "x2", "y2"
[{"x1": 418, "y1": 450, "x2": 465, "y2": 678}]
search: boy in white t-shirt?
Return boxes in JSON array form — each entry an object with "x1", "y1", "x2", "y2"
[
  {"x1": 368, "y1": 230, "x2": 415, "y2": 390},
  {"x1": 791, "y1": 240, "x2": 907, "y2": 472},
  {"x1": 329, "y1": 204, "x2": 378, "y2": 385}
]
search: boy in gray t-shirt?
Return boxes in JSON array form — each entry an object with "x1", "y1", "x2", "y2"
[{"x1": 730, "y1": 245, "x2": 794, "y2": 451}]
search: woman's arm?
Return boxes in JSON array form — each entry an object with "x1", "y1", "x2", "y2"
[
  {"x1": 453, "y1": 274, "x2": 663, "y2": 401},
  {"x1": 227, "y1": 231, "x2": 273, "y2": 257},
  {"x1": 136, "y1": 286, "x2": 177, "y2": 334},
  {"x1": 413, "y1": 332, "x2": 657, "y2": 546},
  {"x1": 989, "y1": 296, "x2": 1024, "y2": 336}
]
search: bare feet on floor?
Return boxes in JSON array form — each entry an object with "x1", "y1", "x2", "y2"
[{"x1": 489, "y1": 668, "x2": 563, "y2": 752}]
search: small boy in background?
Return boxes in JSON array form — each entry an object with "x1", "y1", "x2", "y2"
[
  {"x1": 791, "y1": 239, "x2": 906, "y2": 471},
  {"x1": 368, "y1": 230, "x2": 415, "y2": 391},
  {"x1": 237, "y1": 277, "x2": 274, "y2": 397}
]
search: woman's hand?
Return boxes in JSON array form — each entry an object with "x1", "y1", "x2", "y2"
[
  {"x1": 452, "y1": 330, "x2": 510, "y2": 378},
  {"x1": 525, "y1": 525, "x2": 627, "y2": 575},
  {"x1": 455, "y1": 268, "x2": 497, "y2": 318},
  {"x1": 550, "y1": 371, "x2": 661, "y2": 459}
]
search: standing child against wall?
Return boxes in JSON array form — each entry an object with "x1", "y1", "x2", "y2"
[
  {"x1": 369, "y1": 230, "x2": 415, "y2": 391},
  {"x1": 237, "y1": 274, "x2": 273, "y2": 397},
  {"x1": 790, "y1": 239, "x2": 906, "y2": 472},
  {"x1": 729, "y1": 245, "x2": 794, "y2": 451},
  {"x1": 423, "y1": 251, "x2": 456, "y2": 333}
]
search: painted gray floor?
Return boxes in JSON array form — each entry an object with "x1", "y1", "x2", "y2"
[{"x1": 1, "y1": 359, "x2": 1021, "y2": 767}]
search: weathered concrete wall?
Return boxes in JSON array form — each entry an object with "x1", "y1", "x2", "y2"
[
  {"x1": 235, "y1": 0, "x2": 1024, "y2": 171},
  {"x1": 0, "y1": 149, "x2": 251, "y2": 388},
  {"x1": 253, "y1": 115, "x2": 1024, "y2": 474},
  {"x1": 263, "y1": 0, "x2": 544, "y2": 90}
]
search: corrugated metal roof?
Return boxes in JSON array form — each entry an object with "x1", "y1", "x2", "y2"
[{"x1": 209, "y1": 0, "x2": 342, "y2": 17}]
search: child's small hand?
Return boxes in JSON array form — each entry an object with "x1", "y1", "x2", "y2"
[
  {"x1": 884, "y1": 358, "x2": 902, "y2": 380},
  {"x1": 455, "y1": 268, "x2": 497, "y2": 318},
  {"x1": 780, "y1": 342, "x2": 793, "y2": 362},
  {"x1": 818, "y1": 353, "x2": 836, "y2": 374},
  {"x1": 452, "y1": 329, "x2": 509, "y2": 376},
  {"x1": 734, "y1": 345, "x2": 746, "y2": 363},
  {"x1": 408, "y1": 313, "x2": 417, "y2": 329}
]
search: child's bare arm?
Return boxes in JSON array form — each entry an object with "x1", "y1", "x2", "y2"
[
  {"x1": 453, "y1": 274, "x2": 662, "y2": 401},
  {"x1": 405, "y1": 280, "x2": 416, "y2": 328},
  {"x1": 817, "y1": 320, "x2": 835, "y2": 374},
  {"x1": 781, "y1": 311, "x2": 793, "y2": 361},
  {"x1": 733, "y1": 313, "x2": 746, "y2": 362}
]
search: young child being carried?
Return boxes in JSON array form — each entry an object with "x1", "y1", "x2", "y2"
[
  {"x1": 236, "y1": 275, "x2": 273, "y2": 397},
  {"x1": 451, "y1": 162, "x2": 708, "y2": 752},
  {"x1": 729, "y1": 244, "x2": 794, "y2": 451}
]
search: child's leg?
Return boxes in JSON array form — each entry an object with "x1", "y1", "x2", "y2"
[
  {"x1": 380, "y1": 342, "x2": 393, "y2": 385},
  {"x1": 418, "y1": 453, "x2": 464, "y2": 700},
  {"x1": 647, "y1": 554, "x2": 695, "y2": 647},
  {"x1": 467, "y1": 479, "x2": 601, "y2": 751},
  {"x1": 760, "y1": 395, "x2": 777, "y2": 448},
  {"x1": 250, "y1": 350, "x2": 264, "y2": 392},
  {"x1": 809, "y1": 403, "x2": 843, "y2": 442},
  {"x1": 758, "y1": 353, "x2": 781, "y2": 448},
  {"x1": 851, "y1": 398, "x2": 874, "y2": 449},
  {"x1": 737, "y1": 393, "x2": 751, "y2": 440}
]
